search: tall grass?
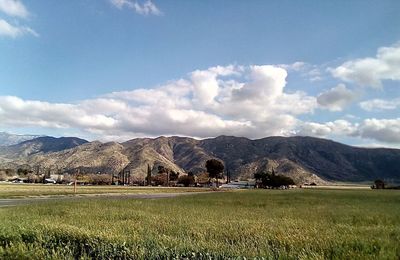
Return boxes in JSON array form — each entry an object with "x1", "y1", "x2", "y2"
[
  {"x1": 0, "y1": 183, "x2": 205, "y2": 198},
  {"x1": 0, "y1": 189, "x2": 399, "y2": 259}
]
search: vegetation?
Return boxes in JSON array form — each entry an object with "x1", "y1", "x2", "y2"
[
  {"x1": 0, "y1": 189, "x2": 399, "y2": 259},
  {"x1": 205, "y1": 159, "x2": 224, "y2": 187},
  {"x1": 146, "y1": 164, "x2": 152, "y2": 186},
  {"x1": 0, "y1": 183, "x2": 207, "y2": 199},
  {"x1": 177, "y1": 175, "x2": 195, "y2": 187},
  {"x1": 255, "y1": 170, "x2": 295, "y2": 188},
  {"x1": 373, "y1": 179, "x2": 385, "y2": 189}
]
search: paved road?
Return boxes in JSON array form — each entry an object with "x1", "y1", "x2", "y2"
[{"x1": 0, "y1": 192, "x2": 207, "y2": 208}]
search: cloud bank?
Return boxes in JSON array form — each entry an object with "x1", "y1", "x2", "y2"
[
  {"x1": 298, "y1": 118, "x2": 400, "y2": 144},
  {"x1": 1, "y1": 62, "x2": 399, "y2": 146},
  {"x1": 0, "y1": 65, "x2": 317, "y2": 140}
]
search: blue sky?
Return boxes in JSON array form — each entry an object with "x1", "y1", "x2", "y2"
[{"x1": 0, "y1": 0, "x2": 399, "y2": 147}]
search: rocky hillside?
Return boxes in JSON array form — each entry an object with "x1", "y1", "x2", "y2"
[
  {"x1": 0, "y1": 135, "x2": 399, "y2": 184},
  {"x1": 0, "y1": 136, "x2": 88, "y2": 158}
]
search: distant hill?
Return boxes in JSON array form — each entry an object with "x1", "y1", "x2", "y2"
[
  {"x1": 0, "y1": 132, "x2": 42, "y2": 146},
  {"x1": 0, "y1": 136, "x2": 88, "y2": 158},
  {"x1": 0, "y1": 135, "x2": 399, "y2": 184}
]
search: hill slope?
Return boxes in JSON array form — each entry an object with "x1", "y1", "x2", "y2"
[
  {"x1": 0, "y1": 136, "x2": 88, "y2": 158},
  {"x1": 0, "y1": 135, "x2": 399, "y2": 184}
]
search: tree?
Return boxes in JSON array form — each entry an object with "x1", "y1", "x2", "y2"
[
  {"x1": 373, "y1": 179, "x2": 385, "y2": 189},
  {"x1": 152, "y1": 173, "x2": 168, "y2": 186},
  {"x1": 146, "y1": 164, "x2": 152, "y2": 186},
  {"x1": 177, "y1": 175, "x2": 195, "y2": 187},
  {"x1": 169, "y1": 171, "x2": 179, "y2": 181},
  {"x1": 226, "y1": 169, "x2": 231, "y2": 184},
  {"x1": 254, "y1": 170, "x2": 295, "y2": 188},
  {"x1": 206, "y1": 159, "x2": 224, "y2": 188}
]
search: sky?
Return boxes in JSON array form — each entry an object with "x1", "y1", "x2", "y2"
[{"x1": 0, "y1": 0, "x2": 399, "y2": 148}]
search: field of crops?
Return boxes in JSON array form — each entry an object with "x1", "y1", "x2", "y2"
[
  {"x1": 0, "y1": 183, "x2": 205, "y2": 198},
  {"x1": 0, "y1": 189, "x2": 399, "y2": 259}
]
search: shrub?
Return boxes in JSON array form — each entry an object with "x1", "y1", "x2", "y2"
[{"x1": 177, "y1": 175, "x2": 195, "y2": 187}]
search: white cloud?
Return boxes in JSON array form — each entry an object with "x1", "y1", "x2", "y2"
[
  {"x1": 279, "y1": 61, "x2": 306, "y2": 71},
  {"x1": 110, "y1": 0, "x2": 161, "y2": 16},
  {"x1": 359, "y1": 98, "x2": 400, "y2": 112},
  {"x1": 297, "y1": 120, "x2": 358, "y2": 137},
  {"x1": 0, "y1": 96, "x2": 116, "y2": 130},
  {"x1": 330, "y1": 42, "x2": 400, "y2": 88},
  {"x1": 308, "y1": 68, "x2": 323, "y2": 82},
  {"x1": 358, "y1": 118, "x2": 400, "y2": 143},
  {"x1": 0, "y1": 18, "x2": 38, "y2": 38},
  {"x1": 298, "y1": 118, "x2": 400, "y2": 144},
  {"x1": 0, "y1": 64, "x2": 318, "y2": 140},
  {"x1": 1, "y1": 63, "x2": 399, "y2": 145},
  {"x1": 0, "y1": 0, "x2": 28, "y2": 18},
  {"x1": 317, "y1": 84, "x2": 357, "y2": 111}
]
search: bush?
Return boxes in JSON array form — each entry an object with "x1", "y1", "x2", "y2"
[
  {"x1": 254, "y1": 171, "x2": 295, "y2": 188},
  {"x1": 152, "y1": 173, "x2": 168, "y2": 186},
  {"x1": 177, "y1": 175, "x2": 195, "y2": 187},
  {"x1": 87, "y1": 174, "x2": 112, "y2": 185}
]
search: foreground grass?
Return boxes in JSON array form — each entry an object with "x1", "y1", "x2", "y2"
[
  {"x1": 0, "y1": 189, "x2": 399, "y2": 259},
  {"x1": 0, "y1": 183, "x2": 206, "y2": 198}
]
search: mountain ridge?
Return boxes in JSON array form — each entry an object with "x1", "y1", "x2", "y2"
[{"x1": 0, "y1": 135, "x2": 399, "y2": 184}]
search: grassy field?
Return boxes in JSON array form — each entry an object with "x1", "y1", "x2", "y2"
[
  {"x1": 0, "y1": 183, "x2": 206, "y2": 198},
  {"x1": 0, "y1": 189, "x2": 399, "y2": 259}
]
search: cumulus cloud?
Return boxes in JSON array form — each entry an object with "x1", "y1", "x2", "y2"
[
  {"x1": 317, "y1": 84, "x2": 357, "y2": 111},
  {"x1": 0, "y1": 0, "x2": 28, "y2": 18},
  {"x1": 0, "y1": 96, "x2": 116, "y2": 129},
  {"x1": 0, "y1": 65, "x2": 318, "y2": 139},
  {"x1": 1, "y1": 64, "x2": 399, "y2": 145},
  {"x1": 297, "y1": 120, "x2": 358, "y2": 137},
  {"x1": 359, "y1": 118, "x2": 400, "y2": 143},
  {"x1": 110, "y1": 0, "x2": 161, "y2": 16},
  {"x1": 330, "y1": 42, "x2": 400, "y2": 88},
  {"x1": 0, "y1": 19, "x2": 38, "y2": 38},
  {"x1": 298, "y1": 118, "x2": 400, "y2": 144},
  {"x1": 359, "y1": 98, "x2": 400, "y2": 112}
]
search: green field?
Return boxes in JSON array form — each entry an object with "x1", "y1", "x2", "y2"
[
  {"x1": 0, "y1": 189, "x2": 399, "y2": 259},
  {"x1": 0, "y1": 183, "x2": 205, "y2": 198}
]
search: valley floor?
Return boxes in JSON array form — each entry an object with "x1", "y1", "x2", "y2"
[
  {"x1": 0, "y1": 183, "x2": 207, "y2": 199},
  {"x1": 0, "y1": 189, "x2": 399, "y2": 259}
]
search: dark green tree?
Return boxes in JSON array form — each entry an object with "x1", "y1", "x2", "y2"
[
  {"x1": 177, "y1": 175, "x2": 195, "y2": 187},
  {"x1": 254, "y1": 170, "x2": 295, "y2": 188},
  {"x1": 373, "y1": 179, "x2": 385, "y2": 189},
  {"x1": 146, "y1": 164, "x2": 152, "y2": 186},
  {"x1": 206, "y1": 159, "x2": 224, "y2": 188}
]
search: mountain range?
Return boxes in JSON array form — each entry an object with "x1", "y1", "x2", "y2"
[{"x1": 0, "y1": 134, "x2": 399, "y2": 184}]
